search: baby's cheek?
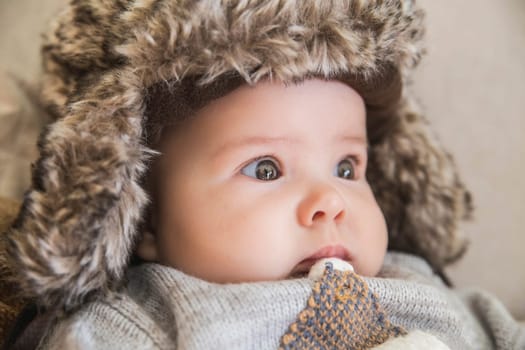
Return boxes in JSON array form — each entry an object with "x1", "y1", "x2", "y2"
[
  {"x1": 356, "y1": 208, "x2": 388, "y2": 276},
  {"x1": 232, "y1": 232, "x2": 297, "y2": 281}
]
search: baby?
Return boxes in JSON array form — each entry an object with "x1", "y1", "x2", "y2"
[
  {"x1": 4, "y1": 0, "x2": 525, "y2": 349},
  {"x1": 36, "y1": 78, "x2": 427, "y2": 350},
  {"x1": 136, "y1": 78, "x2": 388, "y2": 283}
]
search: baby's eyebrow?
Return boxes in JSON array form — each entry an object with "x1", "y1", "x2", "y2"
[
  {"x1": 337, "y1": 134, "x2": 368, "y2": 146},
  {"x1": 212, "y1": 134, "x2": 368, "y2": 158},
  {"x1": 212, "y1": 136, "x2": 299, "y2": 158}
]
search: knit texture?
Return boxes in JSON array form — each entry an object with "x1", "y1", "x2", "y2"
[
  {"x1": 38, "y1": 253, "x2": 525, "y2": 350},
  {"x1": 279, "y1": 261, "x2": 406, "y2": 349}
]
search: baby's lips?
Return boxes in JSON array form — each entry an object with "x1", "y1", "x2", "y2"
[{"x1": 307, "y1": 257, "x2": 354, "y2": 280}]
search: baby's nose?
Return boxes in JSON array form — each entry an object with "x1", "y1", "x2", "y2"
[{"x1": 297, "y1": 184, "x2": 346, "y2": 227}]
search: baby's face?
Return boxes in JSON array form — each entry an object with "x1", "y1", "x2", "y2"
[{"x1": 138, "y1": 79, "x2": 388, "y2": 282}]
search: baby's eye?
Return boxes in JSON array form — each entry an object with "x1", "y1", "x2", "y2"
[
  {"x1": 241, "y1": 157, "x2": 282, "y2": 181},
  {"x1": 335, "y1": 157, "x2": 357, "y2": 180}
]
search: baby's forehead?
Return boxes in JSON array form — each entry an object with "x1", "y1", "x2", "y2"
[{"x1": 155, "y1": 80, "x2": 368, "y2": 159}]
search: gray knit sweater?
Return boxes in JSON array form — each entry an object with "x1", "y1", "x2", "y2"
[{"x1": 38, "y1": 253, "x2": 525, "y2": 350}]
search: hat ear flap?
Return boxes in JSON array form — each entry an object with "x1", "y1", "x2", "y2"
[
  {"x1": 6, "y1": 98, "x2": 149, "y2": 311},
  {"x1": 367, "y1": 100, "x2": 473, "y2": 271}
]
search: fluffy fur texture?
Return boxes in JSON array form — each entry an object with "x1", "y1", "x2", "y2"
[
  {"x1": 0, "y1": 197, "x2": 26, "y2": 342},
  {"x1": 6, "y1": 0, "x2": 472, "y2": 311}
]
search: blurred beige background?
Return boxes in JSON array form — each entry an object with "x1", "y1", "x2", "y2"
[
  {"x1": 0, "y1": 1, "x2": 523, "y2": 319},
  {"x1": 414, "y1": 0, "x2": 525, "y2": 319}
]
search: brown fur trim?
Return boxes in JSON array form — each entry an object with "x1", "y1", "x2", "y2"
[
  {"x1": 367, "y1": 99, "x2": 473, "y2": 269},
  {"x1": 0, "y1": 198, "x2": 29, "y2": 343}
]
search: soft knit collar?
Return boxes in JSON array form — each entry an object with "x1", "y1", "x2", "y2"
[
  {"x1": 121, "y1": 252, "x2": 490, "y2": 349},
  {"x1": 126, "y1": 260, "x2": 314, "y2": 349}
]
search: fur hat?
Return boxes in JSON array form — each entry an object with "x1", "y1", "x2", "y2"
[{"x1": 6, "y1": 0, "x2": 472, "y2": 311}]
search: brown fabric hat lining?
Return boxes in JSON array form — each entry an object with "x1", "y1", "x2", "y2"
[{"x1": 143, "y1": 64, "x2": 402, "y2": 147}]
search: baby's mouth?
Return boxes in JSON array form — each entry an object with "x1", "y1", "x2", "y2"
[{"x1": 290, "y1": 245, "x2": 352, "y2": 277}]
